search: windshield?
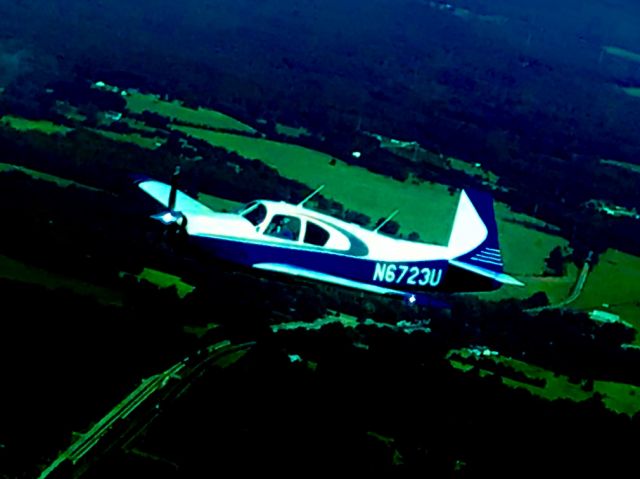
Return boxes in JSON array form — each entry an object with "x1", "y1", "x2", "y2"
[{"x1": 240, "y1": 202, "x2": 267, "y2": 227}]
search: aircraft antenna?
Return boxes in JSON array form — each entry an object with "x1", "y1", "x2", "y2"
[
  {"x1": 374, "y1": 209, "x2": 399, "y2": 233},
  {"x1": 298, "y1": 184, "x2": 325, "y2": 207}
]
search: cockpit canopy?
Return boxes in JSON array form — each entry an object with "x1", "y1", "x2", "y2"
[{"x1": 239, "y1": 201, "x2": 337, "y2": 248}]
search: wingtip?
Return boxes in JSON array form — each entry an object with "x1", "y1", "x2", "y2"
[
  {"x1": 130, "y1": 173, "x2": 153, "y2": 185},
  {"x1": 504, "y1": 276, "x2": 525, "y2": 287}
]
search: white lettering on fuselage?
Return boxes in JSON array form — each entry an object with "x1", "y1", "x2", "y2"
[{"x1": 373, "y1": 263, "x2": 443, "y2": 287}]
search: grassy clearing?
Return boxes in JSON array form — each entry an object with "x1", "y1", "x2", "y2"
[
  {"x1": 172, "y1": 124, "x2": 461, "y2": 242},
  {"x1": 450, "y1": 348, "x2": 640, "y2": 416},
  {"x1": 0, "y1": 162, "x2": 102, "y2": 191},
  {"x1": 572, "y1": 249, "x2": 640, "y2": 339},
  {"x1": 0, "y1": 255, "x2": 122, "y2": 306},
  {"x1": 595, "y1": 381, "x2": 640, "y2": 417},
  {"x1": 450, "y1": 359, "x2": 475, "y2": 373},
  {"x1": 447, "y1": 156, "x2": 500, "y2": 184},
  {"x1": 0, "y1": 115, "x2": 72, "y2": 135},
  {"x1": 125, "y1": 91, "x2": 256, "y2": 133},
  {"x1": 271, "y1": 312, "x2": 359, "y2": 332},
  {"x1": 0, "y1": 109, "x2": 565, "y2": 277},
  {"x1": 172, "y1": 126, "x2": 566, "y2": 277},
  {"x1": 372, "y1": 135, "x2": 500, "y2": 186},
  {"x1": 477, "y1": 264, "x2": 578, "y2": 304},
  {"x1": 54, "y1": 100, "x2": 87, "y2": 123},
  {"x1": 621, "y1": 87, "x2": 640, "y2": 98},
  {"x1": 603, "y1": 45, "x2": 640, "y2": 63},
  {"x1": 275, "y1": 123, "x2": 311, "y2": 138},
  {"x1": 197, "y1": 193, "x2": 242, "y2": 213},
  {"x1": 90, "y1": 129, "x2": 164, "y2": 150},
  {"x1": 122, "y1": 117, "x2": 161, "y2": 133},
  {"x1": 500, "y1": 376, "x2": 590, "y2": 402},
  {"x1": 494, "y1": 207, "x2": 569, "y2": 277},
  {"x1": 137, "y1": 268, "x2": 195, "y2": 298},
  {"x1": 496, "y1": 357, "x2": 589, "y2": 402},
  {"x1": 600, "y1": 158, "x2": 640, "y2": 174}
]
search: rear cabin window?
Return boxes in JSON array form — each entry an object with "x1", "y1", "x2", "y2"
[
  {"x1": 304, "y1": 221, "x2": 330, "y2": 246},
  {"x1": 264, "y1": 215, "x2": 301, "y2": 241}
]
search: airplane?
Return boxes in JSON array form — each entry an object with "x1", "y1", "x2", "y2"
[{"x1": 134, "y1": 168, "x2": 523, "y2": 307}]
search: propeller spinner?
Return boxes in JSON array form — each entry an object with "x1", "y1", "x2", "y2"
[{"x1": 151, "y1": 166, "x2": 189, "y2": 239}]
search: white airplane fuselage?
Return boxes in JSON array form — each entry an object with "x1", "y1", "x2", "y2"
[{"x1": 137, "y1": 178, "x2": 523, "y2": 304}]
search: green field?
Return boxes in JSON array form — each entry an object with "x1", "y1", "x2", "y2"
[
  {"x1": 572, "y1": 249, "x2": 640, "y2": 338},
  {"x1": 122, "y1": 117, "x2": 161, "y2": 133},
  {"x1": 0, "y1": 115, "x2": 72, "y2": 135},
  {"x1": 600, "y1": 158, "x2": 640, "y2": 174},
  {"x1": 125, "y1": 91, "x2": 256, "y2": 133},
  {"x1": 275, "y1": 123, "x2": 311, "y2": 138},
  {"x1": 0, "y1": 255, "x2": 122, "y2": 306},
  {"x1": 197, "y1": 193, "x2": 242, "y2": 213},
  {"x1": 603, "y1": 45, "x2": 640, "y2": 63},
  {"x1": 595, "y1": 381, "x2": 640, "y2": 416},
  {"x1": 621, "y1": 87, "x2": 640, "y2": 98},
  {"x1": 0, "y1": 162, "x2": 101, "y2": 191},
  {"x1": 137, "y1": 268, "x2": 195, "y2": 298},
  {"x1": 271, "y1": 312, "x2": 359, "y2": 332},
  {"x1": 477, "y1": 264, "x2": 578, "y2": 304},
  {"x1": 2, "y1": 98, "x2": 572, "y2": 295},
  {"x1": 450, "y1": 348, "x2": 640, "y2": 416},
  {"x1": 447, "y1": 156, "x2": 500, "y2": 184},
  {"x1": 172, "y1": 125, "x2": 566, "y2": 277},
  {"x1": 90, "y1": 128, "x2": 165, "y2": 150}
]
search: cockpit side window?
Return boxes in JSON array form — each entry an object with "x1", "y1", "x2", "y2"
[
  {"x1": 264, "y1": 214, "x2": 301, "y2": 241},
  {"x1": 304, "y1": 221, "x2": 330, "y2": 246},
  {"x1": 241, "y1": 202, "x2": 267, "y2": 227}
]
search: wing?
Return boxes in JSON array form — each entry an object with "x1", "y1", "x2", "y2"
[
  {"x1": 253, "y1": 262, "x2": 398, "y2": 294},
  {"x1": 253, "y1": 263, "x2": 449, "y2": 308},
  {"x1": 137, "y1": 179, "x2": 217, "y2": 218}
]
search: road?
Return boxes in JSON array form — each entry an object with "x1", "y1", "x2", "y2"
[
  {"x1": 527, "y1": 254, "x2": 592, "y2": 313},
  {"x1": 38, "y1": 340, "x2": 253, "y2": 479}
]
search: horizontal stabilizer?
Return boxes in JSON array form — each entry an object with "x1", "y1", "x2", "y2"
[{"x1": 449, "y1": 259, "x2": 524, "y2": 286}]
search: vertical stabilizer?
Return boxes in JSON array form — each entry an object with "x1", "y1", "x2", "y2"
[
  {"x1": 448, "y1": 190, "x2": 503, "y2": 273},
  {"x1": 447, "y1": 190, "x2": 522, "y2": 286}
]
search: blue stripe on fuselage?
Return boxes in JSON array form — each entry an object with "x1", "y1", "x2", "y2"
[{"x1": 189, "y1": 234, "x2": 452, "y2": 293}]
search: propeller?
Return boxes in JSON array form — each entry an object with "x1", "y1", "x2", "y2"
[
  {"x1": 151, "y1": 166, "x2": 189, "y2": 243},
  {"x1": 168, "y1": 165, "x2": 180, "y2": 211}
]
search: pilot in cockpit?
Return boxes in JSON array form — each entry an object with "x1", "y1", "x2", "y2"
[
  {"x1": 266, "y1": 216, "x2": 297, "y2": 240},
  {"x1": 277, "y1": 217, "x2": 295, "y2": 239}
]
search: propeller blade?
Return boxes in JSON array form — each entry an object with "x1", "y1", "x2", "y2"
[{"x1": 168, "y1": 165, "x2": 181, "y2": 211}]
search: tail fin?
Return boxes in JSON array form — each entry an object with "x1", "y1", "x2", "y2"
[{"x1": 447, "y1": 190, "x2": 523, "y2": 286}]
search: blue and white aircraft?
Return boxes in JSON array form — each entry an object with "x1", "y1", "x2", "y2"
[{"x1": 135, "y1": 169, "x2": 523, "y2": 306}]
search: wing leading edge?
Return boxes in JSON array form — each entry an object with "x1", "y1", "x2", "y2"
[{"x1": 137, "y1": 179, "x2": 218, "y2": 218}]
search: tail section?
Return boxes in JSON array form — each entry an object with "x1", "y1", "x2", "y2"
[{"x1": 447, "y1": 190, "x2": 523, "y2": 287}]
